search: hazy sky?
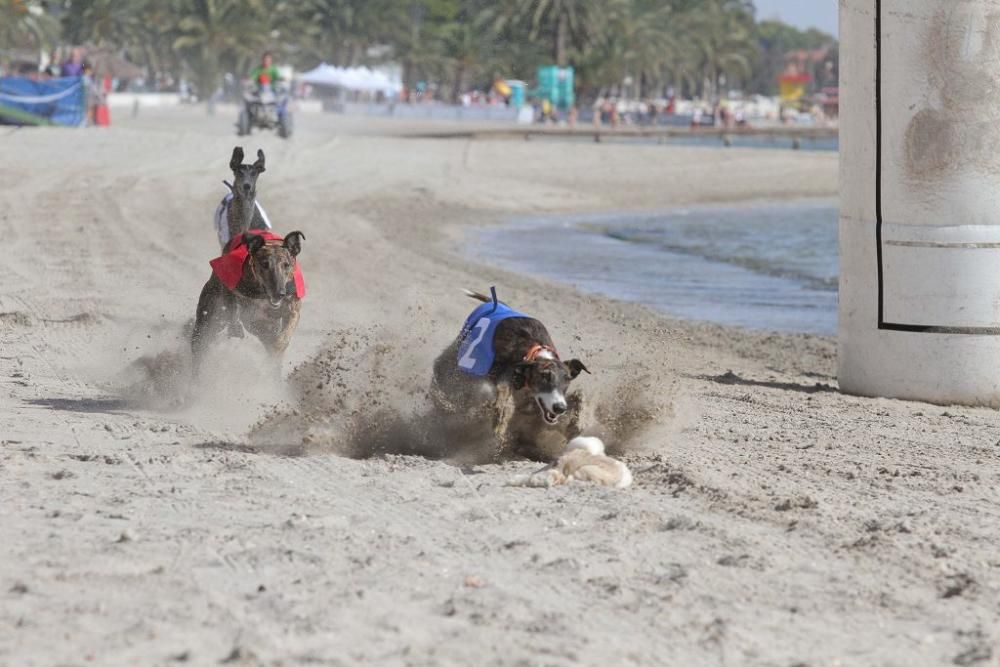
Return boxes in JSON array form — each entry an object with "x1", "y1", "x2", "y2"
[{"x1": 754, "y1": 0, "x2": 839, "y2": 35}]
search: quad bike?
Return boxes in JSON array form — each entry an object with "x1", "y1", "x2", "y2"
[{"x1": 236, "y1": 83, "x2": 293, "y2": 138}]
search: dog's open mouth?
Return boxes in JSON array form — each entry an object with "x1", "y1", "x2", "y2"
[{"x1": 536, "y1": 397, "x2": 560, "y2": 425}]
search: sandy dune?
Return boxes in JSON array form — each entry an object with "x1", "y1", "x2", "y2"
[{"x1": 1, "y1": 110, "x2": 997, "y2": 665}]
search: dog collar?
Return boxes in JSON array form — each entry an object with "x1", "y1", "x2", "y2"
[{"x1": 523, "y1": 344, "x2": 559, "y2": 362}]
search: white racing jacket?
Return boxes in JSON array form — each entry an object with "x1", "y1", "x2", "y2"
[{"x1": 213, "y1": 192, "x2": 272, "y2": 248}]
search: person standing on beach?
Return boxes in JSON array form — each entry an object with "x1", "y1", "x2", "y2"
[{"x1": 60, "y1": 47, "x2": 85, "y2": 78}]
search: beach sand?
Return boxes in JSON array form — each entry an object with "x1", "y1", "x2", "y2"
[{"x1": 1, "y1": 109, "x2": 997, "y2": 665}]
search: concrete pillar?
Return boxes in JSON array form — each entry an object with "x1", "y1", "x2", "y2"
[{"x1": 839, "y1": 0, "x2": 1000, "y2": 405}]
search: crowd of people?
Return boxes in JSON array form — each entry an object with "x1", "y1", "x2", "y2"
[{"x1": 3, "y1": 46, "x2": 90, "y2": 80}]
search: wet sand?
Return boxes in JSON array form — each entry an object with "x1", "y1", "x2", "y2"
[{"x1": 1, "y1": 109, "x2": 997, "y2": 665}]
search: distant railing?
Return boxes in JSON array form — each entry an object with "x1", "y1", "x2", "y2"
[
  {"x1": 326, "y1": 100, "x2": 520, "y2": 122},
  {"x1": 400, "y1": 124, "x2": 838, "y2": 150}
]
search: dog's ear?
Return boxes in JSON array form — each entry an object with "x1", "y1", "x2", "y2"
[
  {"x1": 244, "y1": 233, "x2": 266, "y2": 255},
  {"x1": 283, "y1": 231, "x2": 304, "y2": 257},
  {"x1": 230, "y1": 146, "x2": 244, "y2": 172},
  {"x1": 565, "y1": 359, "x2": 590, "y2": 379},
  {"x1": 511, "y1": 362, "x2": 531, "y2": 390},
  {"x1": 253, "y1": 149, "x2": 265, "y2": 173}
]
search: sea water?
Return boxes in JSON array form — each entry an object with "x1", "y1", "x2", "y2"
[{"x1": 472, "y1": 201, "x2": 838, "y2": 335}]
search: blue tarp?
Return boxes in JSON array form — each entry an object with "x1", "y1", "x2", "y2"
[{"x1": 0, "y1": 76, "x2": 86, "y2": 126}]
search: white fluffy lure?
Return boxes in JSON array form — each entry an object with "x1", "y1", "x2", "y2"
[{"x1": 508, "y1": 436, "x2": 632, "y2": 489}]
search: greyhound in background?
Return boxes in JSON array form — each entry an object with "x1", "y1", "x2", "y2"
[{"x1": 214, "y1": 147, "x2": 272, "y2": 250}]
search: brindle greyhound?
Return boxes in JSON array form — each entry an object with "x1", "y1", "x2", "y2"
[
  {"x1": 220, "y1": 146, "x2": 269, "y2": 250},
  {"x1": 191, "y1": 231, "x2": 305, "y2": 378},
  {"x1": 431, "y1": 290, "x2": 589, "y2": 460}
]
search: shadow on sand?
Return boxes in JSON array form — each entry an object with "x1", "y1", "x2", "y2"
[{"x1": 693, "y1": 370, "x2": 839, "y2": 395}]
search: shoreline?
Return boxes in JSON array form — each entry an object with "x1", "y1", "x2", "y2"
[{"x1": 464, "y1": 197, "x2": 839, "y2": 337}]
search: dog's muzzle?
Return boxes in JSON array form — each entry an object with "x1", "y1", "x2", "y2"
[{"x1": 535, "y1": 394, "x2": 567, "y2": 425}]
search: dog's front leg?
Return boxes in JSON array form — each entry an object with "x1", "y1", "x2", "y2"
[
  {"x1": 256, "y1": 337, "x2": 286, "y2": 382},
  {"x1": 256, "y1": 302, "x2": 300, "y2": 382},
  {"x1": 491, "y1": 382, "x2": 516, "y2": 460},
  {"x1": 564, "y1": 390, "x2": 586, "y2": 441},
  {"x1": 268, "y1": 352, "x2": 284, "y2": 382},
  {"x1": 227, "y1": 301, "x2": 245, "y2": 339}
]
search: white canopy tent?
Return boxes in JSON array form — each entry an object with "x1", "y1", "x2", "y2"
[{"x1": 298, "y1": 63, "x2": 401, "y2": 95}]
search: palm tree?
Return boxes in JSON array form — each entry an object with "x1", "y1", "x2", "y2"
[
  {"x1": 380, "y1": 1, "x2": 484, "y2": 100},
  {"x1": 0, "y1": 0, "x2": 59, "y2": 55},
  {"x1": 171, "y1": 0, "x2": 270, "y2": 107},
  {"x1": 18, "y1": 0, "x2": 835, "y2": 106},
  {"x1": 443, "y1": 18, "x2": 487, "y2": 101},
  {"x1": 680, "y1": 0, "x2": 756, "y2": 100},
  {"x1": 61, "y1": 0, "x2": 168, "y2": 81},
  {"x1": 484, "y1": 0, "x2": 601, "y2": 67},
  {"x1": 61, "y1": 0, "x2": 148, "y2": 46},
  {"x1": 587, "y1": 0, "x2": 678, "y2": 98},
  {"x1": 296, "y1": 0, "x2": 403, "y2": 66},
  {"x1": 390, "y1": 1, "x2": 447, "y2": 97}
]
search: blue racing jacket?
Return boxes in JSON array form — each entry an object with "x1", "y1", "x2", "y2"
[{"x1": 456, "y1": 300, "x2": 529, "y2": 376}]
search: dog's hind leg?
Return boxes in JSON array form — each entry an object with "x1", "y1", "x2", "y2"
[{"x1": 191, "y1": 279, "x2": 231, "y2": 379}]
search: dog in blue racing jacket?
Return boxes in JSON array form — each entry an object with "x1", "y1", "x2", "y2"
[{"x1": 431, "y1": 288, "x2": 590, "y2": 461}]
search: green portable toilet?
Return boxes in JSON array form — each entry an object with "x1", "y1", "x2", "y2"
[
  {"x1": 536, "y1": 66, "x2": 574, "y2": 110},
  {"x1": 506, "y1": 80, "x2": 526, "y2": 108}
]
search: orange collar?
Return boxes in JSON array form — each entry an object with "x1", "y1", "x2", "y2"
[{"x1": 523, "y1": 344, "x2": 559, "y2": 362}]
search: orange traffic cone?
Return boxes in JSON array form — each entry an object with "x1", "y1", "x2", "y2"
[{"x1": 95, "y1": 102, "x2": 110, "y2": 126}]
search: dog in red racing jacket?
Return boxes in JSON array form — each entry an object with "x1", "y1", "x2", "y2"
[{"x1": 191, "y1": 229, "x2": 305, "y2": 378}]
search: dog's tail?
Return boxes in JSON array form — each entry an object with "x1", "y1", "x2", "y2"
[{"x1": 463, "y1": 289, "x2": 493, "y2": 304}]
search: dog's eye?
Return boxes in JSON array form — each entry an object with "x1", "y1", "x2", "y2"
[
  {"x1": 281, "y1": 261, "x2": 289, "y2": 270},
  {"x1": 261, "y1": 260, "x2": 270, "y2": 269}
]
